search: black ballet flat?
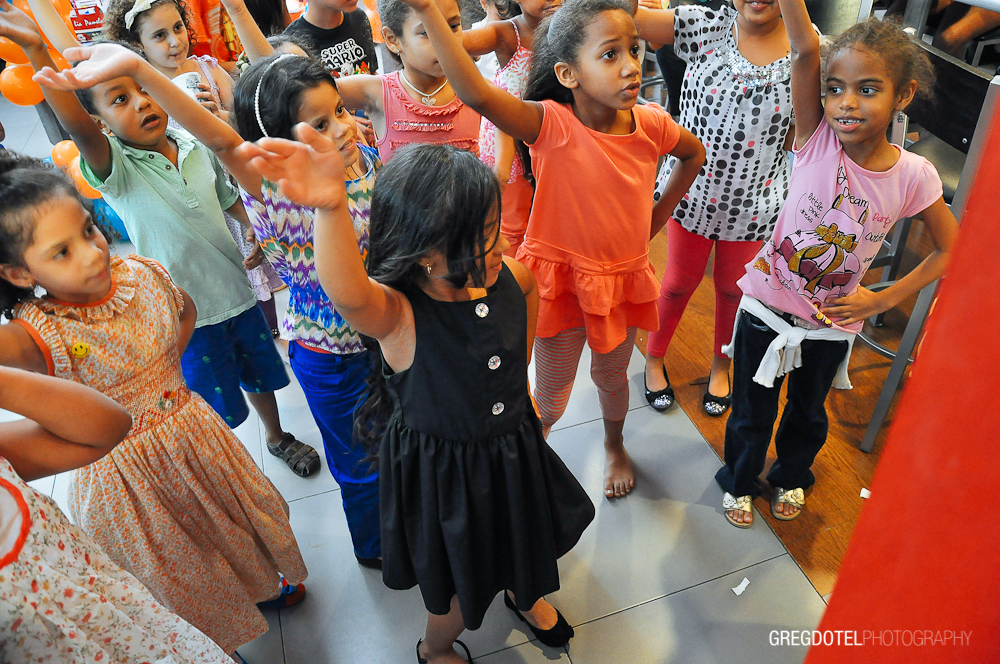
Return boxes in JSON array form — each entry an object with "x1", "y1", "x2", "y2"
[
  {"x1": 644, "y1": 365, "x2": 675, "y2": 412},
  {"x1": 503, "y1": 592, "x2": 574, "y2": 648},
  {"x1": 702, "y1": 373, "x2": 732, "y2": 417},
  {"x1": 416, "y1": 638, "x2": 473, "y2": 663}
]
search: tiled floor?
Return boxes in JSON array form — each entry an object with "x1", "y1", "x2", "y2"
[
  {"x1": 0, "y1": 96, "x2": 56, "y2": 159},
  {"x1": 11, "y1": 342, "x2": 827, "y2": 663}
]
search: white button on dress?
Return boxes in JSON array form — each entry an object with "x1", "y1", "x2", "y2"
[
  {"x1": 476, "y1": 303, "x2": 489, "y2": 318},
  {"x1": 488, "y1": 356, "x2": 501, "y2": 370},
  {"x1": 491, "y1": 402, "x2": 504, "y2": 415}
]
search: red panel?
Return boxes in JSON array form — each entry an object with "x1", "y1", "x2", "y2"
[{"x1": 803, "y1": 107, "x2": 1000, "y2": 662}]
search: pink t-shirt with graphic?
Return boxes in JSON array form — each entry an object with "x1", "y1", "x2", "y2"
[{"x1": 738, "y1": 120, "x2": 942, "y2": 333}]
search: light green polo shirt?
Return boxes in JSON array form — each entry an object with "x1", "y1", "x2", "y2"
[{"x1": 82, "y1": 126, "x2": 256, "y2": 327}]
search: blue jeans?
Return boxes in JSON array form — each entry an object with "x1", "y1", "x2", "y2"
[
  {"x1": 715, "y1": 311, "x2": 849, "y2": 498},
  {"x1": 288, "y1": 341, "x2": 381, "y2": 559}
]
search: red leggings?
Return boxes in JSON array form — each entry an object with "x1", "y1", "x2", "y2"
[{"x1": 647, "y1": 219, "x2": 762, "y2": 359}]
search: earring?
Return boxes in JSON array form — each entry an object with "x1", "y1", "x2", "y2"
[{"x1": 426, "y1": 264, "x2": 432, "y2": 275}]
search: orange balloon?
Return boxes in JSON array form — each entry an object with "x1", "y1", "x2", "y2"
[
  {"x1": 0, "y1": 63, "x2": 44, "y2": 106},
  {"x1": 48, "y1": 49, "x2": 70, "y2": 70},
  {"x1": 70, "y1": 156, "x2": 102, "y2": 199},
  {"x1": 51, "y1": 140, "x2": 80, "y2": 168},
  {"x1": 0, "y1": 37, "x2": 30, "y2": 65}
]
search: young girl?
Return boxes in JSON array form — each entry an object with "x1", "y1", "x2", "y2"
[
  {"x1": 0, "y1": 365, "x2": 236, "y2": 663},
  {"x1": 396, "y1": 0, "x2": 705, "y2": 498},
  {"x1": 21, "y1": 0, "x2": 309, "y2": 474},
  {"x1": 39, "y1": 45, "x2": 388, "y2": 566},
  {"x1": 0, "y1": 151, "x2": 307, "y2": 653},
  {"x1": 103, "y1": 0, "x2": 235, "y2": 120},
  {"x1": 243, "y1": 128, "x2": 595, "y2": 662},
  {"x1": 717, "y1": 1, "x2": 958, "y2": 528},
  {"x1": 463, "y1": 0, "x2": 556, "y2": 254},
  {"x1": 634, "y1": 0, "x2": 793, "y2": 416}
]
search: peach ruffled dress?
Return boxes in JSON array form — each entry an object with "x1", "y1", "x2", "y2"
[
  {"x1": 519, "y1": 101, "x2": 682, "y2": 353},
  {"x1": 11, "y1": 255, "x2": 307, "y2": 653}
]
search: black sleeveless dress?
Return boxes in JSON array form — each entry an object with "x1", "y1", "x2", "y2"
[{"x1": 379, "y1": 264, "x2": 595, "y2": 630}]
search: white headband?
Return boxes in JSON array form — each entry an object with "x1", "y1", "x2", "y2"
[
  {"x1": 124, "y1": 0, "x2": 156, "y2": 30},
  {"x1": 254, "y1": 53, "x2": 298, "y2": 138}
]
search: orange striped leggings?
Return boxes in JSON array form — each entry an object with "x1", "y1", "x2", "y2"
[{"x1": 534, "y1": 326, "x2": 637, "y2": 428}]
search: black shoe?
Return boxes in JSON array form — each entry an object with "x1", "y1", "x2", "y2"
[
  {"x1": 355, "y1": 555, "x2": 382, "y2": 570},
  {"x1": 644, "y1": 364, "x2": 675, "y2": 412},
  {"x1": 416, "y1": 638, "x2": 473, "y2": 663},
  {"x1": 702, "y1": 372, "x2": 731, "y2": 417},
  {"x1": 504, "y1": 592, "x2": 574, "y2": 648}
]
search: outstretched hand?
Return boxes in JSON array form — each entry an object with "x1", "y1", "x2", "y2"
[
  {"x1": 32, "y1": 42, "x2": 144, "y2": 91},
  {"x1": 396, "y1": 0, "x2": 434, "y2": 12},
  {"x1": 234, "y1": 123, "x2": 349, "y2": 211},
  {"x1": 0, "y1": 0, "x2": 45, "y2": 49},
  {"x1": 637, "y1": 0, "x2": 664, "y2": 10}
]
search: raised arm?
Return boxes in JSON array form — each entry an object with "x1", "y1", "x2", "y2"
[
  {"x1": 33, "y1": 43, "x2": 264, "y2": 198},
  {"x1": 0, "y1": 366, "x2": 132, "y2": 482},
  {"x1": 219, "y1": 0, "x2": 274, "y2": 63},
  {"x1": 777, "y1": 0, "x2": 822, "y2": 147},
  {"x1": 462, "y1": 20, "x2": 515, "y2": 58},
  {"x1": 236, "y1": 123, "x2": 408, "y2": 340},
  {"x1": 403, "y1": 0, "x2": 543, "y2": 144},
  {"x1": 634, "y1": 6, "x2": 676, "y2": 47},
  {"x1": 24, "y1": 0, "x2": 78, "y2": 53},
  {"x1": 0, "y1": 0, "x2": 112, "y2": 178}
]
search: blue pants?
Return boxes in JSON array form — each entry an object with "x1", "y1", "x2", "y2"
[
  {"x1": 288, "y1": 341, "x2": 381, "y2": 559},
  {"x1": 181, "y1": 306, "x2": 290, "y2": 428},
  {"x1": 716, "y1": 311, "x2": 849, "y2": 498}
]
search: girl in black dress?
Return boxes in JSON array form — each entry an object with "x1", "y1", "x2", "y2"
[{"x1": 238, "y1": 127, "x2": 595, "y2": 663}]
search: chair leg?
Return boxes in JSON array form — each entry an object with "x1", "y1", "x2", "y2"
[
  {"x1": 859, "y1": 282, "x2": 937, "y2": 453},
  {"x1": 870, "y1": 217, "x2": 913, "y2": 327}
]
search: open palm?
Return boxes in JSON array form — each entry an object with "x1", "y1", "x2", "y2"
[
  {"x1": 235, "y1": 124, "x2": 349, "y2": 211},
  {"x1": 0, "y1": 0, "x2": 45, "y2": 49},
  {"x1": 32, "y1": 42, "x2": 143, "y2": 91}
]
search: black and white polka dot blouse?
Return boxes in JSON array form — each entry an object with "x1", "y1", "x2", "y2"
[{"x1": 653, "y1": 5, "x2": 793, "y2": 243}]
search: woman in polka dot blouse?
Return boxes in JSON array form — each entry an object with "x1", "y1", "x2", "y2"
[{"x1": 636, "y1": 0, "x2": 794, "y2": 416}]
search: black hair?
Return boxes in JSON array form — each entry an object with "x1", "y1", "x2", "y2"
[
  {"x1": 0, "y1": 152, "x2": 108, "y2": 319},
  {"x1": 245, "y1": 0, "x2": 289, "y2": 37},
  {"x1": 73, "y1": 40, "x2": 145, "y2": 115},
  {"x1": 233, "y1": 53, "x2": 338, "y2": 142},
  {"x1": 377, "y1": 0, "x2": 464, "y2": 66},
  {"x1": 486, "y1": 0, "x2": 521, "y2": 20},
  {"x1": 825, "y1": 18, "x2": 935, "y2": 102},
  {"x1": 517, "y1": 0, "x2": 635, "y2": 181},
  {"x1": 103, "y1": 0, "x2": 198, "y2": 53},
  {"x1": 266, "y1": 32, "x2": 318, "y2": 59},
  {"x1": 354, "y1": 144, "x2": 502, "y2": 453}
]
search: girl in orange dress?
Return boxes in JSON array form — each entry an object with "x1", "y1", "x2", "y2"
[{"x1": 0, "y1": 152, "x2": 307, "y2": 655}]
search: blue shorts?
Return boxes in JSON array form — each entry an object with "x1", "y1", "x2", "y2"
[{"x1": 181, "y1": 305, "x2": 290, "y2": 427}]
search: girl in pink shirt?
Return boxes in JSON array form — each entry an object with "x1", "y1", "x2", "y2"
[
  {"x1": 717, "y1": 1, "x2": 959, "y2": 529},
  {"x1": 399, "y1": 0, "x2": 705, "y2": 501}
]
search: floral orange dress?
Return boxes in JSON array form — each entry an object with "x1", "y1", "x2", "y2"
[
  {"x1": 11, "y1": 255, "x2": 308, "y2": 653},
  {"x1": 0, "y1": 457, "x2": 234, "y2": 663}
]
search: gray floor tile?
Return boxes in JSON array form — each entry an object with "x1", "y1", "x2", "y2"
[
  {"x1": 19, "y1": 120, "x2": 54, "y2": 159},
  {"x1": 259, "y1": 374, "x2": 341, "y2": 502},
  {"x1": 238, "y1": 607, "x2": 285, "y2": 664},
  {"x1": 566, "y1": 555, "x2": 826, "y2": 664},
  {"x1": 543, "y1": 403, "x2": 787, "y2": 627},
  {"x1": 477, "y1": 642, "x2": 571, "y2": 663},
  {"x1": 233, "y1": 408, "x2": 264, "y2": 470}
]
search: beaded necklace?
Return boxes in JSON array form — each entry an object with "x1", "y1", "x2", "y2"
[{"x1": 718, "y1": 16, "x2": 791, "y2": 89}]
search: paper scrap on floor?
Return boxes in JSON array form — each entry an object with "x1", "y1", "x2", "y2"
[
  {"x1": 732, "y1": 577, "x2": 750, "y2": 596},
  {"x1": 860, "y1": 488, "x2": 871, "y2": 499}
]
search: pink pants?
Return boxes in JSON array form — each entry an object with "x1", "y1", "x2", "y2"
[
  {"x1": 647, "y1": 219, "x2": 762, "y2": 359},
  {"x1": 534, "y1": 326, "x2": 637, "y2": 428}
]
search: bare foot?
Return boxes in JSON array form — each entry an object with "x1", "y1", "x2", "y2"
[
  {"x1": 644, "y1": 354, "x2": 668, "y2": 392},
  {"x1": 417, "y1": 642, "x2": 468, "y2": 664},
  {"x1": 509, "y1": 593, "x2": 558, "y2": 631},
  {"x1": 774, "y1": 502, "x2": 800, "y2": 518},
  {"x1": 707, "y1": 356, "x2": 731, "y2": 398},
  {"x1": 604, "y1": 445, "x2": 635, "y2": 499}
]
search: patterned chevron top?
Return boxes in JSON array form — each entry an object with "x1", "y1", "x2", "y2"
[{"x1": 242, "y1": 144, "x2": 380, "y2": 354}]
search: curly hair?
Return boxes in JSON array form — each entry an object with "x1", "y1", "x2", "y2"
[
  {"x1": 102, "y1": 0, "x2": 198, "y2": 54},
  {"x1": 824, "y1": 17, "x2": 935, "y2": 101}
]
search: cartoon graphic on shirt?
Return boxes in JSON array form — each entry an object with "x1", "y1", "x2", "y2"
[
  {"x1": 775, "y1": 189, "x2": 865, "y2": 297},
  {"x1": 320, "y1": 39, "x2": 372, "y2": 77}
]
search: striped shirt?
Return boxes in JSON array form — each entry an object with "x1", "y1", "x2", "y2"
[{"x1": 242, "y1": 144, "x2": 380, "y2": 354}]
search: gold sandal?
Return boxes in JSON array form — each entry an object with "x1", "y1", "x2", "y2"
[
  {"x1": 723, "y1": 492, "x2": 753, "y2": 529},
  {"x1": 770, "y1": 487, "x2": 805, "y2": 521}
]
